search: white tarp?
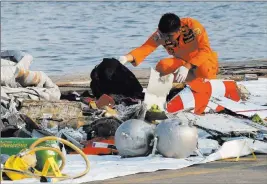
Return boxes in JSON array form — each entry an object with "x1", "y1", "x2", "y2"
[{"x1": 3, "y1": 138, "x2": 267, "y2": 184}]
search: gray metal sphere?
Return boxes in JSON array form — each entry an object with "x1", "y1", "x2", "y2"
[
  {"x1": 155, "y1": 119, "x2": 198, "y2": 158},
  {"x1": 115, "y1": 119, "x2": 156, "y2": 157}
]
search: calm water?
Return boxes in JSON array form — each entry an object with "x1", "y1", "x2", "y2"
[{"x1": 1, "y1": 2, "x2": 267, "y2": 75}]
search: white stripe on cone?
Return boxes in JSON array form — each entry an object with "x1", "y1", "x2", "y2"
[
  {"x1": 209, "y1": 80, "x2": 226, "y2": 97},
  {"x1": 178, "y1": 87, "x2": 195, "y2": 111},
  {"x1": 204, "y1": 80, "x2": 228, "y2": 112},
  {"x1": 170, "y1": 80, "x2": 234, "y2": 113}
]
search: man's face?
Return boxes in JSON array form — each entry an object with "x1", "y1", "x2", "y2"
[{"x1": 160, "y1": 28, "x2": 181, "y2": 42}]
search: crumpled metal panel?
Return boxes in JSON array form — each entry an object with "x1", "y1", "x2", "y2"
[{"x1": 175, "y1": 112, "x2": 258, "y2": 134}]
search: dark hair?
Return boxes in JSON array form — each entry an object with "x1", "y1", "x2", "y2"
[{"x1": 158, "y1": 13, "x2": 181, "y2": 33}]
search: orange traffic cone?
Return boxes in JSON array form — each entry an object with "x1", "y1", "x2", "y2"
[{"x1": 167, "y1": 78, "x2": 240, "y2": 114}]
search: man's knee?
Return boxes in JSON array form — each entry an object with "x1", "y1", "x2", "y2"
[
  {"x1": 196, "y1": 64, "x2": 218, "y2": 79},
  {"x1": 156, "y1": 58, "x2": 183, "y2": 76},
  {"x1": 155, "y1": 59, "x2": 167, "y2": 74}
]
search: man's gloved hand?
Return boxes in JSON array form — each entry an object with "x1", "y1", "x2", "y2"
[
  {"x1": 174, "y1": 66, "x2": 189, "y2": 83},
  {"x1": 117, "y1": 56, "x2": 128, "y2": 65}
]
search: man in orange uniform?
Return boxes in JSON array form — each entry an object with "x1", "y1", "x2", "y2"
[{"x1": 118, "y1": 13, "x2": 218, "y2": 83}]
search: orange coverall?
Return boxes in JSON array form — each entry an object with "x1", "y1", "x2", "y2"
[{"x1": 128, "y1": 17, "x2": 218, "y2": 79}]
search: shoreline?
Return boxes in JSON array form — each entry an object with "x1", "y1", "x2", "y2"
[{"x1": 50, "y1": 59, "x2": 267, "y2": 92}]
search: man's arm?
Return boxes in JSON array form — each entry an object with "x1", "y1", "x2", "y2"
[
  {"x1": 183, "y1": 61, "x2": 193, "y2": 70},
  {"x1": 126, "y1": 32, "x2": 160, "y2": 66},
  {"x1": 188, "y1": 18, "x2": 213, "y2": 67}
]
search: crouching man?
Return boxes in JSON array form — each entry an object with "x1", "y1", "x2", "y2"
[{"x1": 118, "y1": 13, "x2": 219, "y2": 83}]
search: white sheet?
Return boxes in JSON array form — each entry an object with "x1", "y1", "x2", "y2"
[{"x1": 3, "y1": 138, "x2": 267, "y2": 184}]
